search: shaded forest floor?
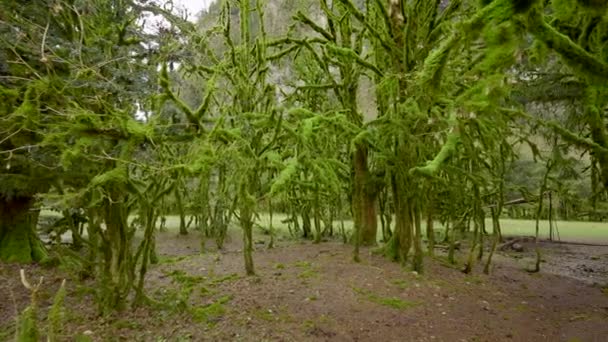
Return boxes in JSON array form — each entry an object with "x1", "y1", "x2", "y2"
[{"x1": 1, "y1": 230, "x2": 608, "y2": 342}]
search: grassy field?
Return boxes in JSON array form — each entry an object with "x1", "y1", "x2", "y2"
[
  {"x1": 168, "y1": 213, "x2": 608, "y2": 245},
  {"x1": 39, "y1": 210, "x2": 608, "y2": 244},
  {"x1": 489, "y1": 218, "x2": 608, "y2": 244}
]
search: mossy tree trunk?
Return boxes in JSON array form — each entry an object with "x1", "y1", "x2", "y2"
[
  {"x1": 301, "y1": 202, "x2": 312, "y2": 239},
  {"x1": 426, "y1": 194, "x2": 435, "y2": 257},
  {"x1": 412, "y1": 201, "x2": 424, "y2": 273},
  {"x1": 313, "y1": 184, "x2": 322, "y2": 244},
  {"x1": 0, "y1": 196, "x2": 47, "y2": 263},
  {"x1": 379, "y1": 188, "x2": 393, "y2": 242},
  {"x1": 239, "y1": 175, "x2": 256, "y2": 276},
  {"x1": 174, "y1": 175, "x2": 188, "y2": 235},
  {"x1": 85, "y1": 208, "x2": 101, "y2": 276},
  {"x1": 584, "y1": 86, "x2": 608, "y2": 189},
  {"x1": 387, "y1": 172, "x2": 412, "y2": 264},
  {"x1": 294, "y1": 1, "x2": 376, "y2": 256},
  {"x1": 97, "y1": 191, "x2": 134, "y2": 313},
  {"x1": 484, "y1": 206, "x2": 501, "y2": 274},
  {"x1": 463, "y1": 185, "x2": 482, "y2": 274},
  {"x1": 353, "y1": 145, "x2": 378, "y2": 246}
]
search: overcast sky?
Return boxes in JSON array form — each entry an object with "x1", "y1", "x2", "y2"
[{"x1": 175, "y1": 0, "x2": 214, "y2": 19}]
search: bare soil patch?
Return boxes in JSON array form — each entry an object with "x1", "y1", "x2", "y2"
[{"x1": 1, "y1": 232, "x2": 607, "y2": 342}]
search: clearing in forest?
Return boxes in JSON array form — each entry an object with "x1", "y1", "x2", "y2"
[{"x1": 2, "y1": 228, "x2": 607, "y2": 342}]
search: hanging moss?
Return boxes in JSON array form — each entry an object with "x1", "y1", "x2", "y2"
[
  {"x1": 576, "y1": 0, "x2": 608, "y2": 10},
  {"x1": 526, "y1": 7, "x2": 608, "y2": 82},
  {"x1": 412, "y1": 130, "x2": 460, "y2": 177},
  {"x1": 510, "y1": 0, "x2": 538, "y2": 14},
  {"x1": 89, "y1": 166, "x2": 129, "y2": 188}
]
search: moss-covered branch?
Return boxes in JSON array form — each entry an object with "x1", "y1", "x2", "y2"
[
  {"x1": 526, "y1": 7, "x2": 608, "y2": 81},
  {"x1": 294, "y1": 11, "x2": 334, "y2": 41},
  {"x1": 545, "y1": 120, "x2": 608, "y2": 154},
  {"x1": 326, "y1": 44, "x2": 384, "y2": 77},
  {"x1": 335, "y1": 0, "x2": 398, "y2": 55},
  {"x1": 411, "y1": 112, "x2": 460, "y2": 177}
]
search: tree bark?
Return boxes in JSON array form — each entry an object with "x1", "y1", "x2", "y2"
[
  {"x1": 426, "y1": 202, "x2": 435, "y2": 257},
  {"x1": 0, "y1": 196, "x2": 47, "y2": 263},
  {"x1": 412, "y1": 203, "x2": 424, "y2": 273},
  {"x1": 353, "y1": 144, "x2": 377, "y2": 246},
  {"x1": 386, "y1": 174, "x2": 412, "y2": 264},
  {"x1": 98, "y1": 196, "x2": 133, "y2": 313},
  {"x1": 175, "y1": 181, "x2": 188, "y2": 235}
]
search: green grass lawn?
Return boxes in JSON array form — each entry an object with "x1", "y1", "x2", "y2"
[
  {"x1": 254, "y1": 214, "x2": 608, "y2": 244},
  {"x1": 39, "y1": 210, "x2": 608, "y2": 244},
  {"x1": 489, "y1": 218, "x2": 608, "y2": 244}
]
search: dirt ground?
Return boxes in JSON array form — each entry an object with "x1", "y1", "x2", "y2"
[{"x1": 1, "y1": 231, "x2": 607, "y2": 342}]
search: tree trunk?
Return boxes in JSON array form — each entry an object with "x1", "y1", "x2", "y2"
[
  {"x1": 426, "y1": 203, "x2": 435, "y2": 257},
  {"x1": 313, "y1": 186, "x2": 322, "y2": 244},
  {"x1": 239, "y1": 201, "x2": 255, "y2": 276},
  {"x1": 386, "y1": 175, "x2": 412, "y2": 264},
  {"x1": 378, "y1": 188, "x2": 393, "y2": 242},
  {"x1": 412, "y1": 203, "x2": 423, "y2": 273},
  {"x1": 98, "y1": 197, "x2": 133, "y2": 313},
  {"x1": 175, "y1": 183, "x2": 188, "y2": 235},
  {"x1": 353, "y1": 145, "x2": 377, "y2": 246},
  {"x1": 447, "y1": 221, "x2": 457, "y2": 264},
  {"x1": 268, "y1": 198, "x2": 275, "y2": 249},
  {"x1": 0, "y1": 196, "x2": 47, "y2": 263},
  {"x1": 301, "y1": 206, "x2": 312, "y2": 239},
  {"x1": 238, "y1": 173, "x2": 256, "y2": 276},
  {"x1": 134, "y1": 207, "x2": 157, "y2": 305},
  {"x1": 484, "y1": 206, "x2": 501, "y2": 274},
  {"x1": 585, "y1": 87, "x2": 608, "y2": 190}
]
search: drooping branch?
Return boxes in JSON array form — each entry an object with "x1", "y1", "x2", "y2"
[
  {"x1": 526, "y1": 7, "x2": 608, "y2": 82},
  {"x1": 410, "y1": 111, "x2": 460, "y2": 177},
  {"x1": 545, "y1": 120, "x2": 608, "y2": 154}
]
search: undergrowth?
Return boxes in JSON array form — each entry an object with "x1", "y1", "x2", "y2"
[
  {"x1": 353, "y1": 287, "x2": 417, "y2": 310},
  {"x1": 158, "y1": 269, "x2": 239, "y2": 326}
]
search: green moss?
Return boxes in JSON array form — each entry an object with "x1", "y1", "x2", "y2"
[
  {"x1": 0, "y1": 223, "x2": 47, "y2": 263},
  {"x1": 73, "y1": 334, "x2": 94, "y2": 342},
  {"x1": 293, "y1": 261, "x2": 312, "y2": 268},
  {"x1": 527, "y1": 7, "x2": 608, "y2": 82},
  {"x1": 353, "y1": 287, "x2": 417, "y2": 310},
  {"x1": 510, "y1": 0, "x2": 538, "y2": 13},
  {"x1": 90, "y1": 167, "x2": 129, "y2": 188},
  {"x1": 576, "y1": 0, "x2": 608, "y2": 10},
  {"x1": 297, "y1": 269, "x2": 318, "y2": 279},
  {"x1": 162, "y1": 270, "x2": 205, "y2": 309},
  {"x1": 270, "y1": 160, "x2": 298, "y2": 195},
  {"x1": 191, "y1": 295, "x2": 232, "y2": 326},
  {"x1": 466, "y1": 275, "x2": 485, "y2": 285},
  {"x1": 390, "y1": 279, "x2": 409, "y2": 289},
  {"x1": 166, "y1": 270, "x2": 204, "y2": 287},
  {"x1": 112, "y1": 319, "x2": 142, "y2": 330},
  {"x1": 252, "y1": 308, "x2": 275, "y2": 321},
  {"x1": 209, "y1": 273, "x2": 239, "y2": 286},
  {"x1": 158, "y1": 255, "x2": 190, "y2": 264},
  {"x1": 411, "y1": 124, "x2": 460, "y2": 177},
  {"x1": 199, "y1": 286, "x2": 214, "y2": 296}
]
